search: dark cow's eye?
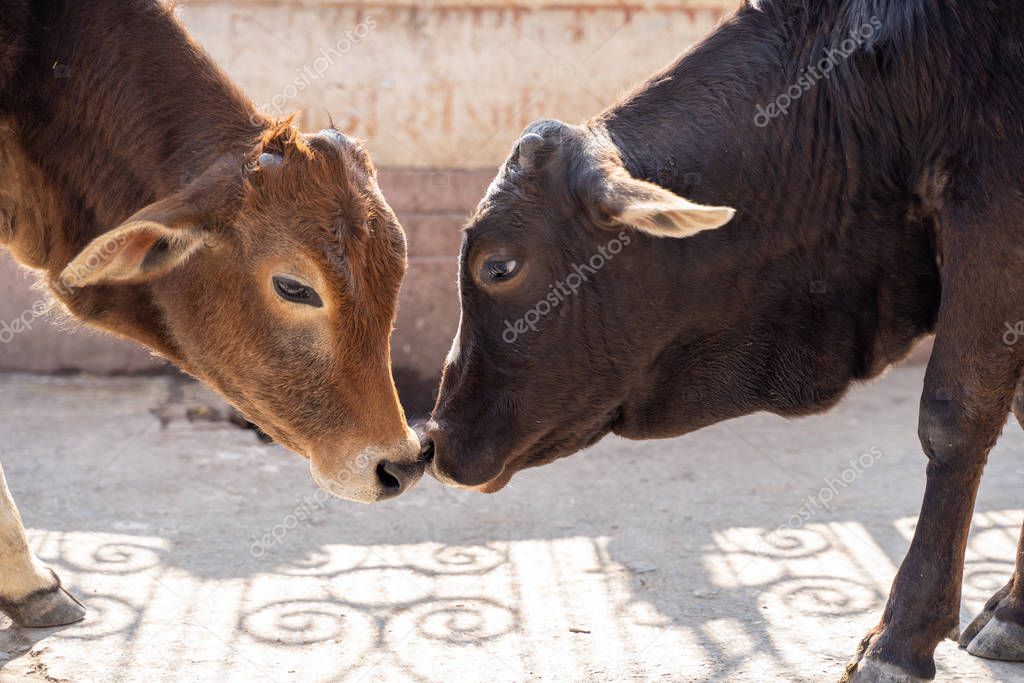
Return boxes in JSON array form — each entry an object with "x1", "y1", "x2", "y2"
[
  {"x1": 483, "y1": 258, "x2": 520, "y2": 282},
  {"x1": 273, "y1": 276, "x2": 323, "y2": 308}
]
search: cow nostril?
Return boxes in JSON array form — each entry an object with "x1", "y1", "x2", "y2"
[
  {"x1": 419, "y1": 437, "x2": 435, "y2": 464},
  {"x1": 376, "y1": 461, "x2": 402, "y2": 491}
]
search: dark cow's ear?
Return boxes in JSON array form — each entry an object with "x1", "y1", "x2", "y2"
[
  {"x1": 60, "y1": 157, "x2": 243, "y2": 288},
  {"x1": 597, "y1": 166, "x2": 735, "y2": 238}
]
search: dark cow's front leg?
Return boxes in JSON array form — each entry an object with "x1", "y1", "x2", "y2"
[
  {"x1": 844, "y1": 249, "x2": 1021, "y2": 681},
  {"x1": 844, "y1": 370, "x2": 1009, "y2": 680}
]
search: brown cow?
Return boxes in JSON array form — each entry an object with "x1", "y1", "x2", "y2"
[
  {"x1": 0, "y1": 0, "x2": 421, "y2": 626},
  {"x1": 423, "y1": 1, "x2": 1024, "y2": 681}
]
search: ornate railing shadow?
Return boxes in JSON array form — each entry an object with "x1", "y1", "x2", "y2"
[
  {"x1": 600, "y1": 509, "x2": 1024, "y2": 681},
  {"x1": 7, "y1": 507, "x2": 1024, "y2": 681},
  {"x1": 264, "y1": 542, "x2": 509, "y2": 580},
  {"x1": 238, "y1": 596, "x2": 519, "y2": 682},
  {"x1": 48, "y1": 538, "x2": 167, "y2": 576}
]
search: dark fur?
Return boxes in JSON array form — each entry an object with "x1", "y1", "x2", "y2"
[{"x1": 429, "y1": 1, "x2": 1024, "y2": 678}]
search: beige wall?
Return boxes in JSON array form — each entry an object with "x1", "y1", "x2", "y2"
[
  {"x1": 0, "y1": 0, "x2": 738, "y2": 411},
  {"x1": 179, "y1": 0, "x2": 734, "y2": 168}
]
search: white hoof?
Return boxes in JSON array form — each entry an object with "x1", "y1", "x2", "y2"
[{"x1": 845, "y1": 656, "x2": 931, "y2": 683}]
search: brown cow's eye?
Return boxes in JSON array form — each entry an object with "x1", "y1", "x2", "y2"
[
  {"x1": 483, "y1": 258, "x2": 519, "y2": 282},
  {"x1": 273, "y1": 276, "x2": 323, "y2": 308}
]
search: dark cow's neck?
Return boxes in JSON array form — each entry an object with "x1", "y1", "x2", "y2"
[
  {"x1": 0, "y1": 0, "x2": 263, "y2": 361},
  {"x1": 600, "y1": 2, "x2": 948, "y2": 433}
]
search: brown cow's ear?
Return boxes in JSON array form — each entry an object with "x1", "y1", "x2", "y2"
[
  {"x1": 61, "y1": 155, "x2": 245, "y2": 288},
  {"x1": 599, "y1": 168, "x2": 735, "y2": 238},
  {"x1": 60, "y1": 197, "x2": 209, "y2": 288}
]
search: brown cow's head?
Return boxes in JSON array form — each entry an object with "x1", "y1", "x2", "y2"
[
  {"x1": 422, "y1": 119, "x2": 735, "y2": 492},
  {"x1": 60, "y1": 123, "x2": 421, "y2": 503}
]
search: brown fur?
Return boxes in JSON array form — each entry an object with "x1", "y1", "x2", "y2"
[{"x1": 0, "y1": 0, "x2": 420, "y2": 501}]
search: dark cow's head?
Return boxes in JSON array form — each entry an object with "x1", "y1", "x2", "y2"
[
  {"x1": 422, "y1": 119, "x2": 735, "y2": 491},
  {"x1": 60, "y1": 122, "x2": 421, "y2": 503}
]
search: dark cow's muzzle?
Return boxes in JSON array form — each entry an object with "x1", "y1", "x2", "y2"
[{"x1": 418, "y1": 423, "x2": 506, "y2": 490}]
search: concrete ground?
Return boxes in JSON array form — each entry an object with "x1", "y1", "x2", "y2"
[{"x1": 0, "y1": 367, "x2": 1022, "y2": 682}]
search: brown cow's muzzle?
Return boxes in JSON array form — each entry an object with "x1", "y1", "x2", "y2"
[{"x1": 310, "y1": 425, "x2": 424, "y2": 503}]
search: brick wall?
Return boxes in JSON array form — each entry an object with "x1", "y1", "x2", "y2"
[{"x1": 380, "y1": 169, "x2": 495, "y2": 413}]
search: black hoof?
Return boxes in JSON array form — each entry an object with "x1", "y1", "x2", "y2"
[{"x1": 964, "y1": 616, "x2": 1024, "y2": 662}]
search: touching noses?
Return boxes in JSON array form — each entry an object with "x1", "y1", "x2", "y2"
[
  {"x1": 419, "y1": 433, "x2": 436, "y2": 466},
  {"x1": 417, "y1": 422, "x2": 496, "y2": 489},
  {"x1": 418, "y1": 422, "x2": 448, "y2": 482}
]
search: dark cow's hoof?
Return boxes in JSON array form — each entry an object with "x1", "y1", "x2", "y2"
[
  {"x1": 959, "y1": 580, "x2": 1024, "y2": 661},
  {"x1": 963, "y1": 616, "x2": 1024, "y2": 661},
  {"x1": 842, "y1": 631, "x2": 933, "y2": 683},
  {"x1": 842, "y1": 655, "x2": 931, "y2": 683},
  {"x1": 0, "y1": 578, "x2": 86, "y2": 628}
]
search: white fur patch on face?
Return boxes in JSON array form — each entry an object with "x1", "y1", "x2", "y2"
[{"x1": 445, "y1": 317, "x2": 463, "y2": 368}]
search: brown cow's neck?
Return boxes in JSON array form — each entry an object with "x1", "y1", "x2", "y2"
[{"x1": 1, "y1": 0, "x2": 264, "y2": 365}]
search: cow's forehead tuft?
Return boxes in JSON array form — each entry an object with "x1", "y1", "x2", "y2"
[{"x1": 477, "y1": 161, "x2": 526, "y2": 212}]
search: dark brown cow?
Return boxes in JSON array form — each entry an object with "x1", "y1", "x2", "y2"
[
  {"x1": 423, "y1": 1, "x2": 1024, "y2": 680},
  {"x1": 0, "y1": 0, "x2": 421, "y2": 626}
]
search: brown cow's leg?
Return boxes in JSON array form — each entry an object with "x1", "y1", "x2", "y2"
[
  {"x1": 0, "y1": 462, "x2": 85, "y2": 627},
  {"x1": 958, "y1": 381, "x2": 1024, "y2": 660},
  {"x1": 844, "y1": 235, "x2": 1023, "y2": 681}
]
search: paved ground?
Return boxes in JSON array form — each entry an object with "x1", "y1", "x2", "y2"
[{"x1": 0, "y1": 367, "x2": 1022, "y2": 682}]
